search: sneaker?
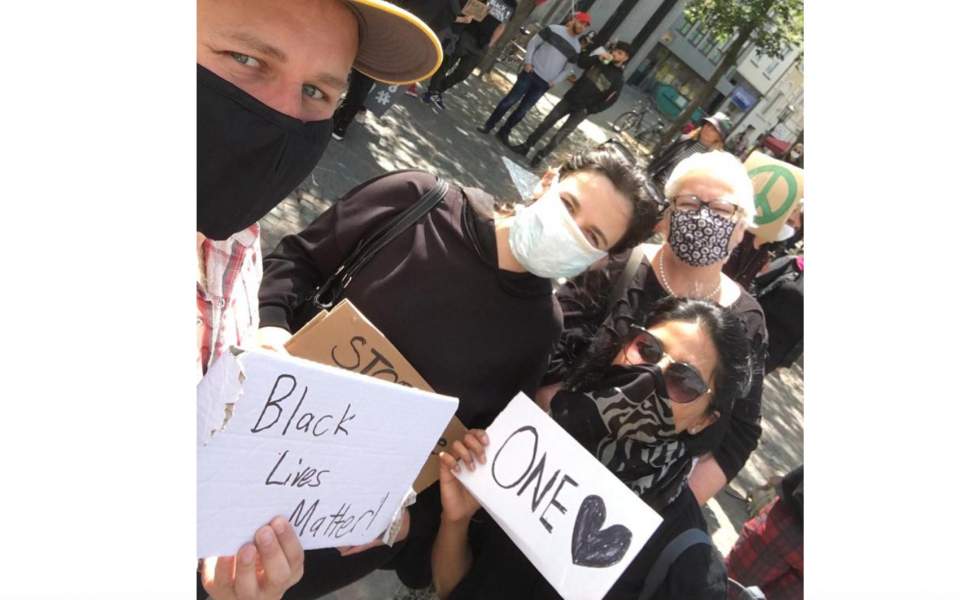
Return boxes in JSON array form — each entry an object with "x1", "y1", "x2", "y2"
[
  {"x1": 404, "y1": 84, "x2": 419, "y2": 97},
  {"x1": 420, "y1": 91, "x2": 435, "y2": 104},
  {"x1": 530, "y1": 152, "x2": 544, "y2": 168},
  {"x1": 354, "y1": 109, "x2": 367, "y2": 124},
  {"x1": 331, "y1": 126, "x2": 346, "y2": 141},
  {"x1": 476, "y1": 124, "x2": 492, "y2": 135},
  {"x1": 430, "y1": 93, "x2": 446, "y2": 111},
  {"x1": 495, "y1": 128, "x2": 512, "y2": 144}
]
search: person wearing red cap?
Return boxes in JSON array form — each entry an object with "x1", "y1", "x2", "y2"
[{"x1": 478, "y1": 14, "x2": 590, "y2": 142}]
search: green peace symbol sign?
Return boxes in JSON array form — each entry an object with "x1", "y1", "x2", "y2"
[{"x1": 748, "y1": 164, "x2": 799, "y2": 226}]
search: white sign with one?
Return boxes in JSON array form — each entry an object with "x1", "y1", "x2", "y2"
[
  {"x1": 197, "y1": 348, "x2": 459, "y2": 558},
  {"x1": 455, "y1": 395, "x2": 663, "y2": 600}
]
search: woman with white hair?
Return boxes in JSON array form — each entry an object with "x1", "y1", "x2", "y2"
[{"x1": 537, "y1": 151, "x2": 768, "y2": 506}]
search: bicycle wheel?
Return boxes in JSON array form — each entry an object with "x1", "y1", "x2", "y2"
[
  {"x1": 637, "y1": 127, "x2": 662, "y2": 147},
  {"x1": 612, "y1": 112, "x2": 640, "y2": 134}
]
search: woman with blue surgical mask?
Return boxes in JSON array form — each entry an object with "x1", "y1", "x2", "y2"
[{"x1": 254, "y1": 149, "x2": 659, "y2": 599}]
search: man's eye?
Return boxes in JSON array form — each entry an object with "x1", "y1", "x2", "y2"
[
  {"x1": 302, "y1": 84, "x2": 325, "y2": 101},
  {"x1": 561, "y1": 198, "x2": 574, "y2": 213},
  {"x1": 228, "y1": 52, "x2": 261, "y2": 68},
  {"x1": 589, "y1": 233, "x2": 600, "y2": 248}
]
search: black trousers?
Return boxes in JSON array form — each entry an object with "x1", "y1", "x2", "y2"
[
  {"x1": 523, "y1": 97, "x2": 591, "y2": 158},
  {"x1": 333, "y1": 69, "x2": 376, "y2": 132},
  {"x1": 428, "y1": 33, "x2": 485, "y2": 94}
]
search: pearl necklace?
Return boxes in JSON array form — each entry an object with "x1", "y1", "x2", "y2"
[{"x1": 658, "y1": 250, "x2": 721, "y2": 300}]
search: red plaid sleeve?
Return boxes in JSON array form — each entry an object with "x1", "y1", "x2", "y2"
[{"x1": 726, "y1": 497, "x2": 803, "y2": 600}]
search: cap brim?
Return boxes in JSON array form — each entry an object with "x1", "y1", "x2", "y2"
[
  {"x1": 701, "y1": 117, "x2": 727, "y2": 141},
  {"x1": 343, "y1": 0, "x2": 443, "y2": 85}
]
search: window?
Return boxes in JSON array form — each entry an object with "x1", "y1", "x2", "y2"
[
  {"x1": 764, "y1": 59, "x2": 781, "y2": 77},
  {"x1": 678, "y1": 19, "x2": 694, "y2": 35},
  {"x1": 708, "y1": 46, "x2": 723, "y2": 65}
]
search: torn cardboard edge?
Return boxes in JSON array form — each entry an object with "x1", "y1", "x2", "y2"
[{"x1": 197, "y1": 348, "x2": 460, "y2": 557}]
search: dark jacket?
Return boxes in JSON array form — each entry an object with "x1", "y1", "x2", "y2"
[
  {"x1": 448, "y1": 487, "x2": 727, "y2": 600},
  {"x1": 646, "y1": 136, "x2": 705, "y2": 188},
  {"x1": 564, "y1": 54, "x2": 626, "y2": 114}
]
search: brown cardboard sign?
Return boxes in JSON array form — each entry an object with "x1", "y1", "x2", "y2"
[
  {"x1": 285, "y1": 300, "x2": 467, "y2": 493},
  {"x1": 743, "y1": 151, "x2": 804, "y2": 243},
  {"x1": 461, "y1": 0, "x2": 491, "y2": 21}
]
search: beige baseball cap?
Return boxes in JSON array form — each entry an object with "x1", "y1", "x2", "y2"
[{"x1": 342, "y1": 0, "x2": 443, "y2": 84}]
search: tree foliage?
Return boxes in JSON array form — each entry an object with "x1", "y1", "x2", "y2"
[
  {"x1": 685, "y1": 0, "x2": 803, "y2": 59},
  {"x1": 653, "y1": 0, "x2": 803, "y2": 151}
]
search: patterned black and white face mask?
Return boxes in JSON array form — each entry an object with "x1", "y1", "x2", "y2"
[
  {"x1": 551, "y1": 364, "x2": 692, "y2": 512},
  {"x1": 668, "y1": 206, "x2": 737, "y2": 267}
]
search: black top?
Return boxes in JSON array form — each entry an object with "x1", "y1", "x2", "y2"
[
  {"x1": 448, "y1": 486, "x2": 727, "y2": 600},
  {"x1": 647, "y1": 137, "x2": 708, "y2": 188},
  {"x1": 463, "y1": 0, "x2": 516, "y2": 47},
  {"x1": 778, "y1": 465, "x2": 803, "y2": 525},
  {"x1": 260, "y1": 170, "x2": 562, "y2": 430},
  {"x1": 260, "y1": 170, "x2": 563, "y2": 540},
  {"x1": 395, "y1": 0, "x2": 465, "y2": 33},
  {"x1": 541, "y1": 251, "x2": 768, "y2": 482},
  {"x1": 565, "y1": 54, "x2": 626, "y2": 114}
]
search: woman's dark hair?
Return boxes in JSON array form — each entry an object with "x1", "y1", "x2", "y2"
[
  {"x1": 556, "y1": 149, "x2": 659, "y2": 253},
  {"x1": 564, "y1": 296, "x2": 754, "y2": 418}
]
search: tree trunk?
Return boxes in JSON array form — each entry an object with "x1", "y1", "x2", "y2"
[
  {"x1": 478, "y1": 0, "x2": 538, "y2": 75},
  {"x1": 651, "y1": 23, "x2": 757, "y2": 154}
]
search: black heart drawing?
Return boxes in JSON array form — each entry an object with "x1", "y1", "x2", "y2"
[{"x1": 571, "y1": 495, "x2": 633, "y2": 568}]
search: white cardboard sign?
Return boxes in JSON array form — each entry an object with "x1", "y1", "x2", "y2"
[
  {"x1": 197, "y1": 348, "x2": 459, "y2": 558},
  {"x1": 455, "y1": 395, "x2": 663, "y2": 600}
]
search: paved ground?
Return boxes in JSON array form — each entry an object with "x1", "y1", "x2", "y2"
[{"x1": 254, "y1": 63, "x2": 804, "y2": 600}]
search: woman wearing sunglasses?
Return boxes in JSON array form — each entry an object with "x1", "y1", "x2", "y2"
[
  {"x1": 538, "y1": 151, "x2": 768, "y2": 507},
  {"x1": 433, "y1": 297, "x2": 753, "y2": 600}
]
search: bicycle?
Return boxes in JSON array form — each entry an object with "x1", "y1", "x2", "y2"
[{"x1": 611, "y1": 101, "x2": 666, "y2": 147}]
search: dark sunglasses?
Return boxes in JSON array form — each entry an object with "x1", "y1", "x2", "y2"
[{"x1": 624, "y1": 328, "x2": 711, "y2": 403}]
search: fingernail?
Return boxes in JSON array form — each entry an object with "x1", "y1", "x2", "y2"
[
  {"x1": 271, "y1": 519, "x2": 285, "y2": 536},
  {"x1": 240, "y1": 546, "x2": 256, "y2": 565},
  {"x1": 257, "y1": 527, "x2": 275, "y2": 546},
  {"x1": 479, "y1": 454, "x2": 486, "y2": 465}
]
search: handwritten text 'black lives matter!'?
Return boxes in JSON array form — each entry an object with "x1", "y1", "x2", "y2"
[{"x1": 248, "y1": 373, "x2": 392, "y2": 542}]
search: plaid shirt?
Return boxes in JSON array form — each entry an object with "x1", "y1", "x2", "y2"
[
  {"x1": 726, "y1": 497, "x2": 804, "y2": 600},
  {"x1": 197, "y1": 225, "x2": 263, "y2": 382}
]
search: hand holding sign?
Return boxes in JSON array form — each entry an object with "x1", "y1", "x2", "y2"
[
  {"x1": 200, "y1": 516, "x2": 304, "y2": 600},
  {"x1": 438, "y1": 429, "x2": 490, "y2": 523},
  {"x1": 451, "y1": 395, "x2": 663, "y2": 600}
]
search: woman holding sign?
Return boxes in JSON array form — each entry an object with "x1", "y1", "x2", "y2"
[
  {"x1": 255, "y1": 149, "x2": 659, "y2": 597},
  {"x1": 539, "y1": 151, "x2": 767, "y2": 507},
  {"x1": 434, "y1": 297, "x2": 752, "y2": 600}
]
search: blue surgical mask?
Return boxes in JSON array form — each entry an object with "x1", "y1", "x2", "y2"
[{"x1": 508, "y1": 189, "x2": 608, "y2": 278}]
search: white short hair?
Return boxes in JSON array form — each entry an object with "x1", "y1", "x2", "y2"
[{"x1": 664, "y1": 151, "x2": 756, "y2": 226}]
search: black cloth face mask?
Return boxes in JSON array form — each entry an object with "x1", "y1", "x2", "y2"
[
  {"x1": 197, "y1": 65, "x2": 334, "y2": 240},
  {"x1": 551, "y1": 363, "x2": 698, "y2": 512}
]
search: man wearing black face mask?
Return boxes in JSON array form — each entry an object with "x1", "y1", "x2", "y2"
[
  {"x1": 196, "y1": 0, "x2": 442, "y2": 380},
  {"x1": 197, "y1": 2, "x2": 440, "y2": 598}
]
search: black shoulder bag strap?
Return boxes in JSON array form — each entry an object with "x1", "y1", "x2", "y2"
[
  {"x1": 637, "y1": 528, "x2": 713, "y2": 600},
  {"x1": 603, "y1": 245, "x2": 644, "y2": 324},
  {"x1": 303, "y1": 176, "x2": 450, "y2": 313}
]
